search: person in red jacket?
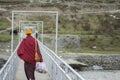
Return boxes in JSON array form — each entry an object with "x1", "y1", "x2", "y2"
[{"x1": 17, "y1": 28, "x2": 43, "y2": 80}]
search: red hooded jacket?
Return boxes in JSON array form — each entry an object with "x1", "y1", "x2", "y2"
[{"x1": 17, "y1": 35, "x2": 43, "y2": 64}]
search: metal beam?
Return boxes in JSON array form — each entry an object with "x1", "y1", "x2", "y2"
[
  {"x1": 12, "y1": 10, "x2": 58, "y2": 54},
  {"x1": 19, "y1": 20, "x2": 44, "y2": 43}
]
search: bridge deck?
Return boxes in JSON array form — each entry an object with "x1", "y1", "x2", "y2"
[{"x1": 15, "y1": 59, "x2": 50, "y2": 80}]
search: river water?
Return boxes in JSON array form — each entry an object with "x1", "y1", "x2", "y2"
[{"x1": 79, "y1": 70, "x2": 120, "y2": 80}]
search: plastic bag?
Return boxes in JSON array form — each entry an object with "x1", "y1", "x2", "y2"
[{"x1": 35, "y1": 62, "x2": 47, "y2": 73}]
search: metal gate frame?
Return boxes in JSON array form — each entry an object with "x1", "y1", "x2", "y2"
[
  {"x1": 11, "y1": 10, "x2": 58, "y2": 54},
  {"x1": 19, "y1": 20, "x2": 44, "y2": 43}
]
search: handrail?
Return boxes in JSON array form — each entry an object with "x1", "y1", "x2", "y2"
[
  {"x1": 41, "y1": 44, "x2": 71, "y2": 80},
  {"x1": 38, "y1": 40, "x2": 85, "y2": 80},
  {"x1": 0, "y1": 45, "x2": 19, "y2": 80},
  {"x1": 0, "y1": 40, "x2": 85, "y2": 80}
]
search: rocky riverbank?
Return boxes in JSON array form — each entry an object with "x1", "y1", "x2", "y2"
[
  {"x1": 0, "y1": 54, "x2": 9, "y2": 69},
  {"x1": 61, "y1": 53, "x2": 120, "y2": 70},
  {"x1": 0, "y1": 58, "x2": 6, "y2": 69},
  {"x1": 61, "y1": 53, "x2": 120, "y2": 80}
]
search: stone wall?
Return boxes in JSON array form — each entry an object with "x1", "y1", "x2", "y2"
[
  {"x1": 40, "y1": 34, "x2": 80, "y2": 51},
  {"x1": 58, "y1": 35, "x2": 80, "y2": 49}
]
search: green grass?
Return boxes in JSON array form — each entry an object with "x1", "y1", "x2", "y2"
[
  {"x1": 0, "y1": 2, "x2": 119, "y2": 55},
  {"x1": 0, "y1": 17, "x2": 11, "y2": 30},
  {"x1": 0, "y1": 33, "x2": 11, "y2": 42},
  {"x1": 59, "y1": 34, "x2": 120, "y2": 54},
  {"x1": 0, "y1": 0, "x2": 29, "y2": 3}
]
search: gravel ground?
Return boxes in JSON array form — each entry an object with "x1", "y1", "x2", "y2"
[{"x1": 79, "y1": 70, "x2": 120, "y2": 80}]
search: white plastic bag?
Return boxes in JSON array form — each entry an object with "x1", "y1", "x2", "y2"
[{"x1": 35, "y1": 62, "x2": 47, "y2": 73}]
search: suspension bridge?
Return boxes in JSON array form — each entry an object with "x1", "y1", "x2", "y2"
[
  {"x1": 0, "y1": 39, "x2": 85, "y2": 80},
  {"x1": 0, "y1": 10, "x2": 85, "y2": 80}
]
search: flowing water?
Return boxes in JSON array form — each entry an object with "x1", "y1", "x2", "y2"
[{"x1": 79, "y1": 70, "x2": 120, "y2": 80}]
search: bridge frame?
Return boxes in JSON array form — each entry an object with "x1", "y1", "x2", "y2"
[
  {"x1": 11, "y1": 10, "x2": 58, "y2": 53},
  {"x1": 20, "y1": 23, "x2": 38, "y2": 38},
  {"x1": 19, "y1": 20, "x2": 44, "y2": 42}
]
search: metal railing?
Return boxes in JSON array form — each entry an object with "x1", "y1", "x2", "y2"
[
  {"x1": 0, "y1": 46, "x2": 19, "y2": 80},
  {"x1": 38, "y1": 41, "x2": 85, "y2": 80},
  {"x1": 0, "y1": 40, "x2": 85, "y2": 80}
]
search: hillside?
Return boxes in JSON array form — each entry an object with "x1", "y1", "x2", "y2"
[{"x1": 0, "y1": 0, "x2": 120, "y2": 53}]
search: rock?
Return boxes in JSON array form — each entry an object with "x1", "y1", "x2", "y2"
[
  {"x1": 0, "y1": 58, "x2": 6, "y2": 69},
  {"x1": 64, "y1": 59, "x2": 88, "y2": 70}
]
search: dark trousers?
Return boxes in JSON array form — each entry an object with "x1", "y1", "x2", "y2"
[{"x1": 24, "y1": 62, "x2": 35, "y2": 80}]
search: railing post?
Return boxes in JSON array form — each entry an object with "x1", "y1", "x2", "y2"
[
  {"x1": 55, "y1": 12, "x2": 58, "y2": 54},
  {"x1": 11, "y1": 11, "x2": 14, "y2": 53}
]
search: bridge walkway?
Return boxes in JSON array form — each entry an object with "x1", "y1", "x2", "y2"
[{"x1": 14, "y1": 59, "x2": 50, "y2": 80}]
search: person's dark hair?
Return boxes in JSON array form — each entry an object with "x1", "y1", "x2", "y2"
[{"x1": 27, "y1": 34, "x2": 31, "y2": 36}]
